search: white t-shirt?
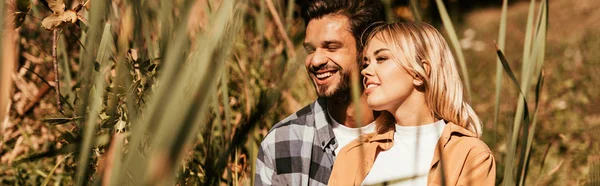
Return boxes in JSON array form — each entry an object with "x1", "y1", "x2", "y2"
[
  {"x1": 362, "y1": 120, "x2": 446, "y2": 186},
  {"x1": 328, "y1": 109, "x2": 376, "y2": 155}
]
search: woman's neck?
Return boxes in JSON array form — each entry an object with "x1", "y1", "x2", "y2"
[{"x1": 391, "y1": 92, "x2": 435, "y2": 126}]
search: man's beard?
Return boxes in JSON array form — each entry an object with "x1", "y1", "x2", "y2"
[{"x1": 316, "y1": 70, "x2": 352, "y2": 103}]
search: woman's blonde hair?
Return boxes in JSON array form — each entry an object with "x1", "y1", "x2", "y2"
[{"x1": 365, "y1": 22, "x2": 483, "y2": 138}]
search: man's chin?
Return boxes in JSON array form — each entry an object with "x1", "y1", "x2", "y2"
[{"x1": 316, "y1": 86, "x2": 351, "y2": 103}]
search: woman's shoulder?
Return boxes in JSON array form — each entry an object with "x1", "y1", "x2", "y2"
[{"x1": 444, "y1": 123, "x2": 492, "y2": 155}]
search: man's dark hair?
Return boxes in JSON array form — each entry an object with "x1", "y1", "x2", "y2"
[{"x1": 301, "y1": 0, "x2": 385, "y2": 53}]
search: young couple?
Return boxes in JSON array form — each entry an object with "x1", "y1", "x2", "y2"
[{"x1": 256, "y1": 0, "x2": 495, "y2": 185}]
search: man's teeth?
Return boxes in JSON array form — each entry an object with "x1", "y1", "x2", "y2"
[
  {"x1": 367, "y1": 84, "x2": 378, "y2": 89},
  {"x1": 316, "y1": 72, "x2": 334, "y2": 79}
]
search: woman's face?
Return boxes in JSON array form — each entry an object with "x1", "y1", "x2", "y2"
[{"x1": 361, "y1": 38, "x2": 419, "y2": 112}]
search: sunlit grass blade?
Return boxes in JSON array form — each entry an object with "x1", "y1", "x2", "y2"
[
  {"x1": 0, "y1": 0, "x2": 14, "y2": 125},
  {"x1": 76, "y1": 22, "x2": 113, "y2": 186},
  {"x1": 409, "y1": 0, "x2": 422, "y2": 22},
  {"x1": 285, "y1": 0, "x2": 295, "y2": 32},
  {"x1": 266, "y1": 0, "x2": 296, "y2": 58},
  {"x1": 42, "y1": 154, "x2": 72, "y2": 186},
  {"x1": 107, "y1": 134, "x2": 126, "y2": 186},
  {"x1": 520, "y1": 0, "x2": 536, "y2": 81},
  {"x1": 519, "y1": 71, "x2": 544, "y2": 186},
  {"x1": 0, "y1": 0, "x2": 4, "y2": 121},
  {"x1": 58, "y1": 34, "x2": 76, "y2": 109},
  {"x1": 496, "y1": 45, "x2": 532, "y2": 186},
  {"x1": 518, "y1": 0, "x2": 547, "y2": 184},
  {"x1": 127, "y1": 1, "x2": 241, "y2": 184},
  {"x1": 434, "y1": 0, "x2": 471, "y2": 99},
  {"x1": 590, "y1": 155, "x2": 600, "y2": 186},
  {"x1": 221, "y1": 68, "x2": 232, "y2": 142},
  {"x1": 73, "y1": 2, "x2": 107, "y2": 184},
  {"x1": 118, "y1": 1, "x2": 198, "y2": 183},
  {"x1": 503, "y1": 0, "x2": 538, "y2": 185},
  {"x1": 493, "y1": 0, "x2": 509, "y2": 148},
  {"x1": 381, "y1": 0, "x2": 394, "y2": 22}
]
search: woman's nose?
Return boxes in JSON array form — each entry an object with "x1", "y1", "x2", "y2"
[{"x1": 361, "y1": 64, "x2": 373, "y2": 77}]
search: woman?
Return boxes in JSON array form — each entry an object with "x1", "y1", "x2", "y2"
[{"x1": 328, "y1": 22, "x2": 495, "y2": 186}]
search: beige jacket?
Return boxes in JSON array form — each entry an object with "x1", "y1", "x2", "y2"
[{"x1": 328, "y1": 122, "x2": 496, "y2": 186}]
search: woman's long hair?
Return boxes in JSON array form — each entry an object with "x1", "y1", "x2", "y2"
[{"x1": 365, "y1": 22, "x2": 483, "y2": 138}]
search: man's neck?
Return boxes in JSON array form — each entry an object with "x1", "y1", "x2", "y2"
[{"x1": 326, "y1": 95, "x2": 375, "y2": 128}]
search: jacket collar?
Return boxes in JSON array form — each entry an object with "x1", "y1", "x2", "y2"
[{"x1": 429, "y1": 122, "x2": 478, "y2": 168}]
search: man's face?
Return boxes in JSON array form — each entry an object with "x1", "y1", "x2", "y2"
[{"x1": 303, "y1": 15, "x2": 358, "y2": 100}]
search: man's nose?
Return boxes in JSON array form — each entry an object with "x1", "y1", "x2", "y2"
[{"x1": 310, "y1": 49, "x2": 328, "y2": 68}]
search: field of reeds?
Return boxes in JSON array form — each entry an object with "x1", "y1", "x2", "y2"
[{"x1": 0, "y1": 0, "x2": 598, "y2": 185}]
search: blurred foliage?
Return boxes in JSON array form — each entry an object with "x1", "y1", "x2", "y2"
[{"x1": 0, "y1": 0, "x2": 598, "y2": 185}]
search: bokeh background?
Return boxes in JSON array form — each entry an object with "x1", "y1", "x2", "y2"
[{"x1": 0, "y1": 0, "x2": 599, "y2": 185}]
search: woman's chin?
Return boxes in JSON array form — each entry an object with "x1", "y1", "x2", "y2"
[{"x1": 366, "y1": 101, "x2": 386, "y2": 111}]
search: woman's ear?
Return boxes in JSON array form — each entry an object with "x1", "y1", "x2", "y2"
[
  {"x1": 413, "y1": 60, "x2": 430, "y2": 87},
  {"x1": 421, "y1": 59, "x2": 431, "y2": 77}
]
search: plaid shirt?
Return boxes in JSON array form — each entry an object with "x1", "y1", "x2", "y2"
[{"x1": 255, "y1": 98, "x2": 339, "y2": 186}]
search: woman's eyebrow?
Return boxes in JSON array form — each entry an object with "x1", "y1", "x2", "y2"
[{"x1": 373, "y1": 48, "x2": 389, "y2": 55}]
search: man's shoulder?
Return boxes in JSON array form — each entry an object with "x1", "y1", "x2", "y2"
[
  {"x1": 259, "y1": 99, "x2": 324, "y2": 147},
  {"x1": 269, "y1": 99, "x2": 321, "y2": 132}
]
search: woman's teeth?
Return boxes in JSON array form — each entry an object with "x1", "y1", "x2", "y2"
[{"x1": 367, "y1": 84, "x2": 378, "y2": 89}]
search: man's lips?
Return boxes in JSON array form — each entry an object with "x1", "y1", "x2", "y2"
[{"x1": 314, "y1": 70, "x2": 338, "y2": 80}]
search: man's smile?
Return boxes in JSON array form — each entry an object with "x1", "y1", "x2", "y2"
[{"x1": 312, "y1": 69, "x2": 339, "y2": 85}]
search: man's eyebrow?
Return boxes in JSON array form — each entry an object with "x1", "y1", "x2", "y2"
[
  {"x1": 373, "y1": 48, "x2": 389, "y2": 55},
  {"x1": 322, "y1": 40, "x2": 343, "y2": 47}
]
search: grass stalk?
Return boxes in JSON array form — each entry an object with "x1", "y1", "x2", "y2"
[
  {"x1": 266, "y1": 0, "x2": 296, "y2": 58},
  {"x1": 434, "y1": 0, "x2": 471, "y2": 99},
  {"x1": 518, "y1": 1, "x2": 548, "y2": 185},
  {"x1": 58, "y1": 34, "x2": 75, "y2": 108},
  {"x1": 76, "y1": 22, "x2": 113, "y2": 186},
  {"x1": 409, "y1": 0, "x2": 422, "y2": 22},
  {"x1": 74, "y1": 0, "x2": 109, "y2": 183},
  {"x1": 41, "y1": 154, "x2": 71, "y2": 186},
  {"x1": 493, "y1": 0, "x2": 509, "y2": 149},
  {"x1": 52, "y1": 29, "x2": 62, "y2": 112},
  {"x1": 0, "y1": 0, "x2": 7, "y2": 123},
  {"x1": 502, "y1": 1, "x2": 537, "y2": 185}
]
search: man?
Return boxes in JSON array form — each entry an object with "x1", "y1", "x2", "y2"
[{"x1": 255, "y1": 0, "x2": 385, "y2": 185}]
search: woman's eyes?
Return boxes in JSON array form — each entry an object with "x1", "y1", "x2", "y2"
[{"x1": 376, "y1": 56, "x2": 388, "y2": 62}]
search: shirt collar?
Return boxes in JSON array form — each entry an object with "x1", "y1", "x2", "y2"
[{"x1": 314, "y1": 98, "x2": 338, "y2": 151}]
